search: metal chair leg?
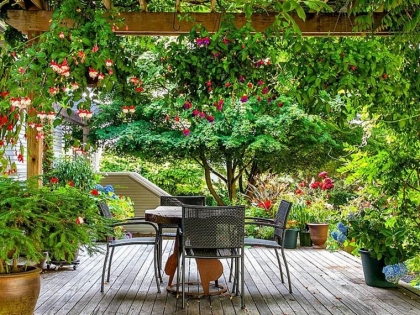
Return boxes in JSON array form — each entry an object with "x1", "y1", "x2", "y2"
[
  {"x1": 101, "y1": 246, "x2": 110, "y2": 292},
  {"x1": 107, "y1": 247, "x2": 115, "y2": 282},
  {"x1": 154, "y1": 243, "x2": 161, "y2": 293},
  {"x1": 274, "y1": 248, "x2": 284, "y2": 283},
  {"x1": 281, "y1": 247, "x2": 292, "y2": 293}
]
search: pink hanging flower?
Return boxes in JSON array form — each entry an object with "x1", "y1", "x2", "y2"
[
  {"x1": 182, "y1": 128, "x2": 190, "y2": 136},
  {"x1": 91, "y1": 44, "x2": 99, "y2": 53},
  {"x1": 88, "y1": 67, "x2": 98, "y2": 78}
]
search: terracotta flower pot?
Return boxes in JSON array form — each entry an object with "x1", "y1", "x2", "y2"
[
  {"x1": 307, "y1": 223, "x2": 329, "y2": 249},
  {"x1": 0, "y1": 266, "x2": 41, "y2": 315}
]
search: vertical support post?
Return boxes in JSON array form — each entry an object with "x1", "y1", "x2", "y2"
[{"x1": 26, "y1": 31, "x2": 43, "y2": 181}]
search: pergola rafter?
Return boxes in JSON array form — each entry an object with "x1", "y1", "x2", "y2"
[
  {"x1": 6, "y1": 10, "x2": 390, "y2": 36},
  {"x1": 5, "y1": 0, "x2": 394, "y2": 36}
]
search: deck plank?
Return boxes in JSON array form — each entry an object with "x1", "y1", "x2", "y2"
[{"x1": 34, "y1": 242, "x2": 420, "y2": 315}]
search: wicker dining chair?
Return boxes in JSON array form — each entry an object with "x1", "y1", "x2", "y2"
[
  {"x1": 178, "y1": 205, "x2": 245, "y2": 309},
  {"x1": 98, "y1": 201, "x2": 162, "y2": 293},
  {"x1": 158, "y1": 196, "x2": 206, "y2": 271},
  {"x1": 241, "y1": 199, "x2": 293, "y2": 293}
]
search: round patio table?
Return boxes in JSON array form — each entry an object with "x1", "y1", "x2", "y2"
[{"x1": 145, "y1": 206, "x2": 226, "y2": 296}]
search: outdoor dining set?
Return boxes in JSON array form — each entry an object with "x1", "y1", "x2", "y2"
[{"x1": 98, "y1": 196, "x2": 293, "y2": 309}]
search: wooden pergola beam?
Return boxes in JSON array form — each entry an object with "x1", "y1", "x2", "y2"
[{"x1": 6, "y1": 10, "x2": 390, "y2": 36}]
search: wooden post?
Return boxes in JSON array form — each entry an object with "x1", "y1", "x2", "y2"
[{"x1": 26, "y1": 31, "x2": 43, "y2": 181}]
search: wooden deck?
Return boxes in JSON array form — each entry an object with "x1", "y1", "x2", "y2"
[{"x1": 35, "y1": 241, "x2": 420, "y2": 315}]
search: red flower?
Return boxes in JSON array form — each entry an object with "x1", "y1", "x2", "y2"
[
  {"x1": 50, "y1": 177, "x2": 59, "y2": 184},
  {"x1": 68, "y1": 181, "x2": 75, "y2": 187},
  {"x1": 295, "y1": 189, "x2": 303, "y2": 195},
  {"x1": 90, "y1": 189, "x2": 99, "y2": 196},
  {"x1": 258, "y1": 200, "x2": 272, "y2": 210},
  {"x1": 91, "y1": 44, "x2": 99, "y2": 53},
  {"x1": 310, "y1": 181, "x2": 321, "y2": 189},
  {"x1": 76, "y1": 217, "x2": 84, "y2": 224},
  {"x1": 299, "y1": 181, "x2": 306, "y2": 187},
  {"x1": 17, "y1": 154, "x2": 24, "y2": 163},
  {"x1": 182, "y1": 128, "x2": 190, "y2": 136}
]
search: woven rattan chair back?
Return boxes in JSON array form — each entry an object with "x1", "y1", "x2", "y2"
[
  {"x1": 273, "y1": 200, "x2": 293, "y2": 240},
  {"x1": 182, "y1": 205, "x2": 245, "y2": 249}
]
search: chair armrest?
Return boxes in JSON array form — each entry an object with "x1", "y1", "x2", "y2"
[
  {"x1": 112, "y1": 220, "x2": 158, "y2": 234},
  {"x1": 244, "y1": 221, "x2": 279, "y2": 229},
  {"x1": 245, "y1": 216, "x2": 275, "y2": 223}
]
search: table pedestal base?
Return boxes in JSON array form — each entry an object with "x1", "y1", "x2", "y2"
[{"x1": 166, "y1": 281, "x2": 227, "y2": 297}]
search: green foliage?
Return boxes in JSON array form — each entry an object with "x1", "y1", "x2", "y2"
[
  {"x1": 45, "y1": 156, "x2": 100, "y2": 191},
  {"x1": 0, "y1": 177, "x2": 110, "y2": 273},
  {"x1": 99, "y1": 152, "x2": 207, "y2": 196}
]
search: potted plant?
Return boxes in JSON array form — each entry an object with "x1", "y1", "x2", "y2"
[
  {"x1": 294, "y1": 171, "x2": 334, "y2": 249},
  {"x1": 345, "y1": 196, "x2": 417, "y2": 288},
  {"x1": 290, "y1": 201, "x2": 313, "y2": 247},
  {"x1": 282, "y1": 219, "x2": 300, "y2": 249},
  {"x1": 0, "y1": 177, "x2": 110, "y2": 315}
]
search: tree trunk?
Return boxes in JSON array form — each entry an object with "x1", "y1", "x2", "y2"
[{"x1": 200, "y1": 156, "x2": 225, "y2": 205}]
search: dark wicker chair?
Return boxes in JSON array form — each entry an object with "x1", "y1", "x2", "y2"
[
  {"x1": 241, "y1": 199, "x2": 293, "y2": 293},
  {"x1": 179, "y1": 205, "x2": 245, "y2": 309},
  {"x1": 98, "y1": 201, "x2": 162, "y2": 293},
  {"x1": 158, "y1": 196, "x2": 206, "y2": 271}
]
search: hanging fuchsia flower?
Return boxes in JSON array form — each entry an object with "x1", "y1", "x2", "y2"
[
  {"x1": 238, "y1": 75, "x2": 245, "y2": 83},
  {"x1": 257, "y1": 79, "x2": 264, "y2": 86},
  {"x1": 122, "y1": 106, "x2": 129, "y2": 114},
  {"x1": 97, "y1": 73, "x2": 105, "y2": 81},
  {"x1": 182, "y1": 128, "x2": 190, "y2": 136},
  {"x1": 225, "y1": 82, "x2": 231, "y2": 88},
  {"x1": 206, "y1": 115, "x2": 214, "y2": 123},
  {"x1": 59, "y1": 32, "x2": 65, "y2": 39},
  {"x1": 240, "y1": 95, "x2": 248, "y2": 103},
  {"x1": 206, "y1": 80, "x2": 212, "y2": 87},
  {"x1": 262, "y1": 87, "x2": 269, "y2": 94},
  {"x1": 88, "y1": 67, "x2": 98, "y2": 78},
  {"x1": 91, "y1": 44, "x2": 99, "y2": 53},
  {"x1": 105, "y1": 59, "x2": 113, "y2": 67},
  {"x1": 247, "y1": 83, "x2": 253, "y2": 88},
  {"x1": 192, "y1": 109, "x2": 200, "y2": 117},
  {"x1": 50, "y1": 177, "x2": 59, "y2": 184}
]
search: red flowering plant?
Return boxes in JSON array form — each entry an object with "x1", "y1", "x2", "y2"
[
  {"x1": 292, "y1": 171, "x2": 336, "y2": 224},
  {"x1": 244, "y1": 174, "x2": 289, "y2": 239}
]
